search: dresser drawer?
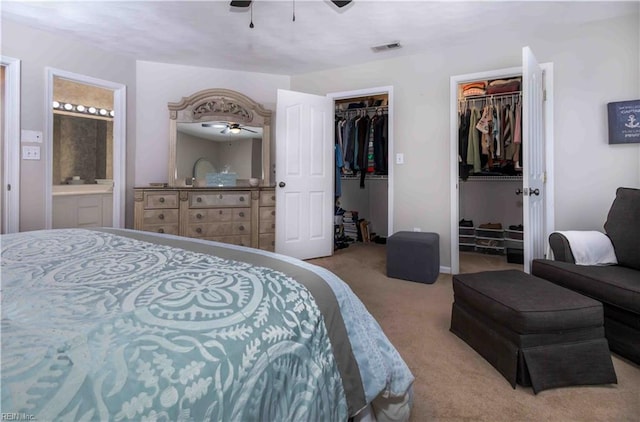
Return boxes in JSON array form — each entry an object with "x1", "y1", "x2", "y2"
[
  {"x1": 187, "y1": 222, "x2": 250, "y2": 238},
  {"x1": 259, "y1": 220, "x2": 276, "y2": 234},
  {"x1": 143, "y1": 209, "x2": 179, "y2": 225},
  {"x1": 144, "y1": 191, "x2": 178, "y2": 209},
  {"x1": 259, "y1": 190, "x2": 276, "y2": 206},
  {"x1": 142, "y1": 224, "x2": 179, "y2": 236},
  {"x1": 259, "y1": 206, "x2": 276, "y2": 221},
  {"x1": 187, "y1": 208, "x2": 250, "y2": 223},
  {"x1": 207, "y1": 235, "x2": 252, "y2": 248},
  {"x1": 190, "y1": 192, "x2": 250, "y2": 208},
  {"x1": 259, "y1": 233, "x2": 275, "y2": 251}
]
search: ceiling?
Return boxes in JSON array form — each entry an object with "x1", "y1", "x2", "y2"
[
  {"x1": 2, "y1": 1, "x2": 637, "y2": 75},
  {"x1": 178, "y1": 121, "x2": 263, "y2": 142}
]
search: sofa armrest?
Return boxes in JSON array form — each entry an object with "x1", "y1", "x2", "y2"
[{"x1": 549, "y1": 232, "x2": 576, "y2": 263}]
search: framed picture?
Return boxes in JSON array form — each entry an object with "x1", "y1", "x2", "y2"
[{"x1": 607, "y1": 99, "x2": 640, "y2": 144}]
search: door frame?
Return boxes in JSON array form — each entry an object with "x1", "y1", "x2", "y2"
[
  {"x1": 44, "y1": 68, "x2": 127, "y2": 229},
  {"x1": 326, "y1": 85, "x2": 394, "y2": 237},
  {"x1": 449, "y1": 65, "x2": 554, "y2": 274},
  {"x1": 1, "y1": 56, "x2": 21, "y2": 233}
]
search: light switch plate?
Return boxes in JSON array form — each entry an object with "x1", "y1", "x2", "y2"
[
  {"x1": 395, "y1": 153, "x2": 404, "y2": 164},
  {"x1": 22, "y1": 146, "x2": 41, "y2": 160},
  {"x1": 21, "y1": 129, "x2": 43, "y2": 143}
]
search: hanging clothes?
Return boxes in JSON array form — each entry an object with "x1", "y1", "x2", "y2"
[
  {"x1": 466, "y1": 107, "x2": 482, "y2": 173},
  {"x1": 513, "y1": 100, "x2": 523, "y2": 167},
  {"x1": 335, "y1": 143, "x2": 343, "y2": 197},
  {"x1": 372, "y1": 110, "x2": 388, "y2": 175},
  {"x1": 356, "y1": 114, "x2": 371, "y2": 188}
]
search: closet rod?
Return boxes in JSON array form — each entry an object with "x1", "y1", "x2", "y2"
[
  {"x1": 459, "y1": 91, "x2": 521, "y2": 102},
  {"x1": 336, "y1": 105, "x2": 388, "y2": 114}
]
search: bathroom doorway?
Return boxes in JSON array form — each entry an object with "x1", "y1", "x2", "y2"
[{"x1": 45, "y1": 68, "x2": 126, "y2": 228}]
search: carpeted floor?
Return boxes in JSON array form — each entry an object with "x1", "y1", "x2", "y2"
[{"x1": 308, "y1": 243, "x2": 640, "y2": 422}]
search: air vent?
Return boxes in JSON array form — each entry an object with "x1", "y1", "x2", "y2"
[{"x1": 371, "y1": 42, "x2": 402, "y2": 53}]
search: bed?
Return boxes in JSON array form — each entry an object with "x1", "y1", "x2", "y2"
[{"x1": 1, "y1": 228, "x2": 414, "y2": 421}]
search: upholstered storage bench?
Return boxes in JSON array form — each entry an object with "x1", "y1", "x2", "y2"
[
  {"x1": 450, "y1": 270, "x2": 617, "y2": 394},
  {"x1": 386, "y1": 231, "x2": 439, "y2": 284}
]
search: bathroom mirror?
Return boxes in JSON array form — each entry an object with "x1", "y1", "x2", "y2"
[{"x1": 168, "y1": 88, "x2": 272, "y2": 187}]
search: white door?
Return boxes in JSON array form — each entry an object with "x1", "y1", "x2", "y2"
[
  {"x1": 522, "y1": 46, "x2": 546, "y2": 273},
  {"x1": 275, "y1": 89, "x2": 334, "y2": 260}
]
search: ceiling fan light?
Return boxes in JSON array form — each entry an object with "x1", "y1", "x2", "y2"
[{"x1": 229, "y1": 127, "x2": 241, "y2": 134}]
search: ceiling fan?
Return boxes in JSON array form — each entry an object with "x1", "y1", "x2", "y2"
[
  {"x1": 230, "y1": 1, "x2": 352, "y2": 8},
  {"x1": 202, "y1": 122, "x2": 258, "y2": 135},
  {"x1": 231, "y1": 0, "x2": 352, "y2": 27}
]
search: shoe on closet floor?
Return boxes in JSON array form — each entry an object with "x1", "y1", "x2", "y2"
[
  {"x1": 459, "y1": 219, "x2": 474, "y2": 227},
  {"x1": 479, "y1": 222, "x2": 503, "y2": 229}
]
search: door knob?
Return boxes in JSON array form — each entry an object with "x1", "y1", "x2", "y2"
[
  {"x1": 530, "y1": 188, "x2": 540, "y2": 196},
  {"x1": 515, "y1": 188, "x2": 523, "y2": 195},
  {"x1": 279, "y1": 181, "x2": 286, "y2": 188}
]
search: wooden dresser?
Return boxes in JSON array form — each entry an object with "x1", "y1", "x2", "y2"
[{"x1": 134, "y1": 187, "x2": 276, "y2": 251}]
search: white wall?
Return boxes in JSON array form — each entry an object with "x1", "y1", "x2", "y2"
[
  {"x1": 135, "y1": 61, "x2": 289, "y2": 187},
  {"x1": 291, "y1": 13, "x2": 640, "y2": 267},
  {"x1": 1, "y1": 20, "x2": 137, "y2": 231}
]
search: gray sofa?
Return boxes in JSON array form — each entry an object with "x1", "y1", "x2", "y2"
[{"x1": 532, "y1": 187, "x2": 640, "y2": 365}]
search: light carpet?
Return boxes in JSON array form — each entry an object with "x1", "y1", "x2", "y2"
[{"x1": 308, "y1": 243, "x2": 640, "y2": 422}]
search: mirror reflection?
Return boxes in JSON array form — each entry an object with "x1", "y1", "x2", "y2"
[
  {"x1": 176, "y1": 122, "x2": 263, "y2": 184},
  {"x1": 53, "y1": 114, "x2": 113, "y2": 185}
]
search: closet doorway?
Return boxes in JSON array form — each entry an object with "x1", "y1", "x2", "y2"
[
  {"x1": 328, "y1": 86, "x2": 394, "y2": 249},
  {"x1": 449, "y1": 47, "x2": 555, "y2": 275},
  {"x1": 1, "y1": 56, "x2": 20, "y2": 234},
  {"x1": 44, "y1": 68, "x2": 126, "y2": 229},
  {"x1": 274, "y1": 86, "x2": 393, "y2": 260}
]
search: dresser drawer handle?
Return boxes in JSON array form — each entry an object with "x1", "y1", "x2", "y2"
[
  {"x1": 271, "y1": 210, "x2": 275, "y2": 216},
  {"x1": 271, "y1": 241, "x2": 275, "y2": 246},
  {"x1": 158, "y1": 213, "x2": 164, "y2": 220},
  {"x1": 159, "y1": 197, "x2": 165, "y2": 203},
  {"x1": 271, "y1": 223, "x2": 275, "y2": 229},
  {"x1": 271, "y1": 195, "x2": 275, "y2": 201},
  {"x1": 197, "y1": 197, "x2": 202, "y2": 203},
  {"x1": 196, "y1": 213, "x2": 203, "y2": 219},
  {"x1": 196, "y1": 227, "x2": 203, "y2": 234},
  {"x1": 219, "y1": 194, "x2": 223, "y2": 199},
  {"x1": 239, "y1": 225, "x2": 245, "y2": 231},
  {"x1": 239, "y1": 196, "x2": 245, "y2": 202},
  {"x1": 219, "y1": 210, "x2": 223, "y2": 215},
  {"x1": 158, "y1": 228, "x2": 164, "y2": 234},
  {"x1": 239, "y1": 212, "x2": 245, "y2": 218}
]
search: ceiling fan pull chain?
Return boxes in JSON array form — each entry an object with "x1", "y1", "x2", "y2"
[
  {"x1": 249, "y1": 2, "x2": 254, "y2": 28},
  {"x1": 292, "y1": 0, "x2": 296, "y2": 22}
]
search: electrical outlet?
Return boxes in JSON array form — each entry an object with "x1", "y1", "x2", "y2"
[
  {"x1": 413, "y1": 227, "x2": 421, "y2": 232},
  {"x1": 22, "y1": 146, "x2": 41, "y2": 160}
]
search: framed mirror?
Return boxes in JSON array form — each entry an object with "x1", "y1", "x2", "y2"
[{"x1": 168, "y1": 88, "x2": 272, "y2": 187}]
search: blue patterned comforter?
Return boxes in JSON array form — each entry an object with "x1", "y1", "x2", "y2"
[{"x1": 1, "y1": 229, "x2": 413, "y2": 421}]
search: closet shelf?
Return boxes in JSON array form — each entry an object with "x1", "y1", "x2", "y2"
[
  {"x1": 341, "y1": 174, "x2": 388, "y2": 180},
  {"x1": 336, "y1": 105, "x2": 388, "y2": 115},
  {"x1": 459, "y1": 90, "x2": 521, "y2": 102},
  {"x1": 461, "y1": 175, "x2": 522, "y2": 182}
]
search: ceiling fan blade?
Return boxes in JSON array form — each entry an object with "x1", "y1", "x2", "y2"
[
  {"x1": 241, "y1": 127, "x2": 258, "y2": 133},
  {"x1": 331, "y1": 0, "x2": 352, "y2": 8},
  {"x1": 230, "y1": 1, "x2": 252, "y2": 7},
  {"x1": 202, "y1": 123, "x2": 215, "y2": 127},
  {"x1": 221, "y1": 127, "x2": 230, "y2": 134}
]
